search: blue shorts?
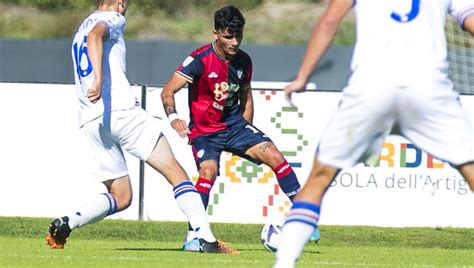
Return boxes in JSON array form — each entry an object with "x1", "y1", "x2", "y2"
[{"x1": 191, "y1": 121, "x2": 272, "y2": 170}]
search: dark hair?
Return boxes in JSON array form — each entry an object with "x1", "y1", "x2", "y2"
[{"x1": 214, "y1": 5, "x2": 245, "y2": 34}]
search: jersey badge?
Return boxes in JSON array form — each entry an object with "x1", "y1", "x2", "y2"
[
  {"x1": 197, "y1": 149, "x2": 205, "y2": 158},
  {"x1": 237, "y1": 69, "x2": 243, "y2": 79}
]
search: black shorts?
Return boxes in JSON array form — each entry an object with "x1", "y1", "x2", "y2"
[{"x1": 191, "y1": 121, "x2": 273, "y2": 170}]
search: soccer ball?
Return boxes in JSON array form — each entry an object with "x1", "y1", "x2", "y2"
[{"x1": 260, "y1": 218, "x2": 285, "y2": 252}]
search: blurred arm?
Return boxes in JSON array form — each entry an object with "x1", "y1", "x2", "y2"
[
  {"x1": 464, "y1": 15, "x2": 474, "y2": 36},
  {"x1": 294, "y1": 0, "x2": 353, "y2": 85}
]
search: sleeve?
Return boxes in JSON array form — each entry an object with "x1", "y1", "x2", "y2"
[
  {"x1": 450, "y1": 0, "x2": 474, "y2": 30},
  {"x1": 175, "y1": 55, "x2": 203, "y2": 83},
  {"x1": 97, "y1": 12, "x2": 126, "y2": 40}
]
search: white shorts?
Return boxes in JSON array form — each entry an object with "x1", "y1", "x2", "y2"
[
  {"x1": 81, "y1": 107, "x2": 163, "y2": 182},
  {"x1": 317, "y1": 82, "x2": 474, "y2": 168}
]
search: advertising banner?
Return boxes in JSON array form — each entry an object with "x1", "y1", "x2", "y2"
[{"x1": 0, "y1": 82, "x2": 472, "y2": 227}]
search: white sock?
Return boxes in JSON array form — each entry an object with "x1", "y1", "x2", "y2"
[
  {"x1": 275, "y1": 201, "x2": 320, "y2": 267},
  {"x1": 67, "y1": 193, "x2": 117, "y2": 229},
  {"x1": 173, "y1": 181, "x2": 216, "y2": 242},
  {"x1": 186, "y1": 230, "x2": 197, "y2": 242}
]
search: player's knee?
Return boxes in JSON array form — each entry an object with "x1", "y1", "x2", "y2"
[
  {"x1": 111, "y1": 191, "x2": 133, "y2": 211},
  {"x1": 199, "y1": 165, "x2": 218, "y2": 180},
  {"x1": 268, "y1": 150, "x2": 286, "y2": 167}
]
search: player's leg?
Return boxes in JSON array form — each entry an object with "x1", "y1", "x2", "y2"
[
  {"x1": 275, "y1": 84, "x2": 396, "y2": 267},
  {"x1": 146, "y1": 135, "x2": 239, "y2": 254},
  {"x1": 118, "y1": 109, "x2": 216, "y2": 244},
  {"x1": 230, "y1": 124, "x2": 321, "y2": 240},
  {"x1": 180, "y1": 135, "x2": 223, "y2": 249},
  {"x1": 275, "y1": 159, "x2": 339, "y2": 268},
  {"x1": 46, "y1": 177, "x2": 130, "y2": 249},
  {"x1": 245, "y1": 140, "x2": 301, "y2": 201},
  {"x1": 230, "y1": 124, "x2": 301, "y2": 201},
  {"x1": 189, "y1": 133, "x2": 225, "y2": 208},
  {"x1": 398, "y1": 84, "x2": 474, "y2": 191},
  {"x1": 119, "y1": 108, "x2": 238, "y2": 253},
  {"x1": 195, "y1": 160, "x2": 219, "y2": 208},
  {"x1": 457, "y1": 162, "x2": 474, "y2": 190},
  {"x1": 47, "y1": 117, "x2": 130, "y2": 249},
  {"x1": 145, "y1": 135, "x2": 216, "y2": 242}
]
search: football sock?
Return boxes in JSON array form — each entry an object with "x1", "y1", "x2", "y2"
[
  {"x1": 67, "y1": 193, "x2": 118, "y2": 229},
  {"x1": 195, "y1": 177, "x2": 213, "y2": 208},
  {"x1": 273, "y1": 161, "x2": 301, "y2": 201},
  {"x1": 174, "y1": 181, "x2": 216, "y2": 242},
  {"x1": 186, "y1": 177, "x2": 214, "y2": 235},
  {"x1": 276, "y1": 201, "x2": 320, "y2": 266}
]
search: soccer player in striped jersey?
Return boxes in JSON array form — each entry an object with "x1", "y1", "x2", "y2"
[
  {"x1": 161, "y1": 5, "x2": 320, "y2": 251},
  {"x1": 275, "y1": 0, "x2": 474, "y2": 267},
  {"x1": 46, "y1": 0, "x2": 236, "y2": 254}
]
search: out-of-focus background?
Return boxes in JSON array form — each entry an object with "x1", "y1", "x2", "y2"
[
  {"x1": 0, "y1": 0, "x2": 354, "y2": 44},
  {"x1": 0, "y1": 0, "x2": 354, "y2": 88},
  {"x1": 0, "y1": 0, "x2": 473, "y2": 227}
]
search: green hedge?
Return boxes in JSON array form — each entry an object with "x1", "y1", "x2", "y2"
[
  {"x1": 1, "y1": 0, "x2": 267, "y2": 13},
  {"x1": 1, "y1": 0, "x2": 323, "y2": 13},
  {"x1": 2, "y1": 0, "x2": 93, "y2": 10}
]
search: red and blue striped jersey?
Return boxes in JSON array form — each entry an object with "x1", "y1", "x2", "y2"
[{"x1": 175, "y1": 43, "x2": 253, "y2": 141}]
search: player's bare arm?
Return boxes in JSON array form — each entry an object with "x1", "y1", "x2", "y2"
[
  {"x1": 239, "y1": 85, "x2": 254, "y2": 124},
  {"x1": 465, "y1": 15, "x2": 474, "y2": 36},
  {"x1": 86, "y1": 23, "x2": 108, "y2": 104},
  {"x1": 161, "y1": 73, "x2": 190, "y2": 138},
  {"x1": 284, "y1": 0, "x2": 352, "y2": 105}
]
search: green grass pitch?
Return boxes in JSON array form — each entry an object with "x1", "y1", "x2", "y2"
[{"x1": 1, "y1": 217, "x2": 473, "y2": 267}]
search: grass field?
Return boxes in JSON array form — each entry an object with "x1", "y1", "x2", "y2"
[{"x1": 1, "y1": 217, "x2": 473, "y2": 267}]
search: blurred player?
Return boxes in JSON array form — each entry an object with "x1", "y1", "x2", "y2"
[
  {"x1": 161, "y1": 5, "x2": 320, "y2": 251},
  {"x1": 46, "y1": 0, "x2": 237, "y2": 254},
  {"x1": 275, "y1": 0, "x2": 474, "y2": 267}
]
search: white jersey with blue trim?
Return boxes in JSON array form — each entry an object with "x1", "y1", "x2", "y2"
[
  {"x1": 348, "y1": 0, "x2": 474, "y2": 88},
  {"x1": 72, "y1": 11, "x2": 137, "y2": 126}
]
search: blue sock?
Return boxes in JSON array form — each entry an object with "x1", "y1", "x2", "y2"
[{"x1": 273, "y1": 161, "x2": 301, "y2": 201}]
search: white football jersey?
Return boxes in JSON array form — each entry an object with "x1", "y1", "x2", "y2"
[
  {"x1": 72, "y1": 11, "x2": 137, "y2": 126},
  {"x1": 348, "y1": 0, "x2": 474, "y2": 88}
]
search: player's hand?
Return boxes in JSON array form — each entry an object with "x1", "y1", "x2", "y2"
[
  {"x1": 88, "y1": 79, "x2": 102, "y2": 103},
  {"x1": 284, "y1": 79, "x2": 307, "y2": 107},
  {"x1": 170, "y1": 119, "x2": 189, "y2": 139}
]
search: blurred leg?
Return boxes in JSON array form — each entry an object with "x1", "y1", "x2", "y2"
[
  {"x1": 457, "y1": 162, "x2": 474, "y2": 191},
  {"x1": 275, "y1": 158, "x2": 338, "y2": 267}
]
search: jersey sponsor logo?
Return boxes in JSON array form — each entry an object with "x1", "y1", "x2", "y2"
[
  {"x1": 182, "y1": 56, "x2": 194, "y2": 67},
  {"x1": 208, "y1": 71, "x2": 218, "y2": 78},
  {"x1": 213, "y1": 82, "x2": 239, "y2": 101},
  {"x1": 212, "y1": 102, "x2": 224, "y2": 111}
]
